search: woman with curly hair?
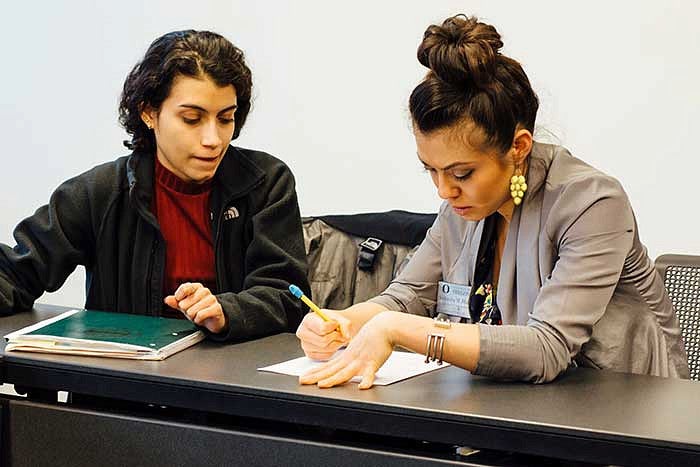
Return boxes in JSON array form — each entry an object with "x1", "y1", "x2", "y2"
[{"x1": 0, "y1": 30, "x2": 310, "y2": 342}]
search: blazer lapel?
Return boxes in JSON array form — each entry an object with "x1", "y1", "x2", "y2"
[
  {"x1": 496, "y1": 142, "x2": 551, "y2": 325},
  {"x1": 515, "y1": 180, "x2": 544, "y2": 323},
  {"x1": 465, "y1": 220, "x2": 485, "y2": 287}
]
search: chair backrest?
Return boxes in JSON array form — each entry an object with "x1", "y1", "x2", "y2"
[{"x1": 655, "y1": 254, "x2": 700, "y2": 380}]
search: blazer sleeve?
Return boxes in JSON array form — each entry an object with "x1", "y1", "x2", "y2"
[
  {"x1": 211, "y1": 166, "x2": 310, "y2": 342},
  {"x1": 475, "y1": 175, "x2": 634, "y2": 383},
  {"x1": 0, "y1": 176, "x2": 94, "y2": 314},
  {"x1": 368, "y1": 203, "x2": 448, "y2": 315}
]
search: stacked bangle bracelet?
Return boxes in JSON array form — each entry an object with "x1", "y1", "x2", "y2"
[{"x1": 425, "y1": 313, "x2": 451, "y2": 364}]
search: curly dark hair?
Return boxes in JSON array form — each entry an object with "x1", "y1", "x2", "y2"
[
  {"x1": 409, "y1": 15, "x2": 538, "y2": 153},
  {"x1": 119, "y1": 30, "x2": 253, "y2": 153}
]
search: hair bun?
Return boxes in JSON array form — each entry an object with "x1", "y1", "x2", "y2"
[{"x1": 417, "y1": 15, "x2": 503, "y2": 89}]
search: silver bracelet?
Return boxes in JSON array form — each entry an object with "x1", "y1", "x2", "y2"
[
  {"x1": 425, "y1": 332, "x2": 445, "y2": 364},
  {"x1": 425, "y1": 313, "x2": 451, "y2": 364}
]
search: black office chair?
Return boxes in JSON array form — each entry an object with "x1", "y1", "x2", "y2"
[{"x1": 655, "y1": 254, "x2": 700, "y2": 381}]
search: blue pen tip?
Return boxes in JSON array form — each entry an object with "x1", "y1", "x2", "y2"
[{"x1": 288, "y1": 284, "x2": 303, "y2": 298}]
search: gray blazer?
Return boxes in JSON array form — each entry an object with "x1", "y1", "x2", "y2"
[{"x1": 371, "y1": 143, "x2": 689, "y2": 382}]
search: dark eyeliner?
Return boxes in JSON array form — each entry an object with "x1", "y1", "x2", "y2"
[{"x1": 454, "y1": 170, "x2": 473, "y2": 180}]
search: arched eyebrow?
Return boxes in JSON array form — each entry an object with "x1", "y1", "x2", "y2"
[
  {"x1": 179, "y1": 104, "x2": 238, "y2": 114},
  {"x1": 417, "y1": 154, "x2": 475, "y2": 171}
]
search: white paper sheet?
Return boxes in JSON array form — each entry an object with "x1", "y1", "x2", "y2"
[{"x1": 258, "y1": 350, "x2": 449, "y2": 386}]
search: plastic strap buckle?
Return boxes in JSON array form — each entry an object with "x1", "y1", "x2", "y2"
[{"x1": 357, "y1": 237, "x2": 383, "y2": 271}]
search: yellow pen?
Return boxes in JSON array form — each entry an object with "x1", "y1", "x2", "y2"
[
  {"x1": 289, "y1": 284, "x2": 332, "y2": 321},
  {"x1": 289, "y1": 284, "x2": 349, "y2": 340}
]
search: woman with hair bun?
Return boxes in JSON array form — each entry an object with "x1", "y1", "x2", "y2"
[
  {"x1": 296, "y1": 15, "x2": 688, "y2": 385},
  {"x1": 0, "y1": 30, "x2": 310, "y2": 342}
]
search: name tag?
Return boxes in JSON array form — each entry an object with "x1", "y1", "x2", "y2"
[{"x1": 436, "y1": 281, "x2": 471, "y2": 320}]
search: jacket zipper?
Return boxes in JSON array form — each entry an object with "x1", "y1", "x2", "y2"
[
  {"x1": 212, "y1": 193, "x2": 244, "y2": 293},
  {"x1": 213, "y1": 208, "x2": 223, "y2": 293}
]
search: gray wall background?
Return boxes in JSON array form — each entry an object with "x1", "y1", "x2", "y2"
[{"x1": 1, "y1": 0, "x2": 698, "y2": 308}]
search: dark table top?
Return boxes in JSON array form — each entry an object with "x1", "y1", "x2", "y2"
[{"x1": 2, "y1": 304, "x2": 699, "y2": 464}]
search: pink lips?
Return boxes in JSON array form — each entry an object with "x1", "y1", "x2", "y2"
[{"x1": 452, "y1": 206, "x2": 472, "y2": 216}]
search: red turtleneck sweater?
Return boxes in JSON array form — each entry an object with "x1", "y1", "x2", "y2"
[{"x1": 152, "y1": 158, "x2": 217, "y2": 308}]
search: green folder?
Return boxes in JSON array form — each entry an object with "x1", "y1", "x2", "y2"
[{"x1": 4, "y1": 309, "x2": 205, "y2": 360}]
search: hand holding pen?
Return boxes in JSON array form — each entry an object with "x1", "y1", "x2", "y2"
[{"x1": 290, "y1": 284, "x2": 352, "y2": 361}]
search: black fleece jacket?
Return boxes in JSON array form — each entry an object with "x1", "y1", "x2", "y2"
[{"x1": 0, "y1": 145, "x2": 310, "y2": 342}]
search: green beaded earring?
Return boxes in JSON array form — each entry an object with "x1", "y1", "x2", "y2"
[{"x1": 510, "y1": 167, "x2": 527, "y2": 206}]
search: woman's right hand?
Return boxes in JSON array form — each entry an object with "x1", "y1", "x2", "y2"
[{"x1": 296, "y1": 309, "x2": 353, "y2": 361}]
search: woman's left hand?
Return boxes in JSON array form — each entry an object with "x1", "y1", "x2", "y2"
[
  {"x1": 164, "y1": 282, "x2": 228, "y2": 334},
  {"x1": 299, "y1": 311, "x2": 395, "y2": 389}
]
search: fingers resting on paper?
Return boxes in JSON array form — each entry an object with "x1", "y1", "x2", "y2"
[
  {"x1": 299, "y1": 312, "x2": 395, "y2": 389},
  {"x1": 299, "y1": 353, "x2": 377, "y2": 389}
]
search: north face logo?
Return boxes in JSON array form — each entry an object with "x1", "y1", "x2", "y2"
[{"x1": 223, "y1": 206, "x2": 240, "y2": 221}]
